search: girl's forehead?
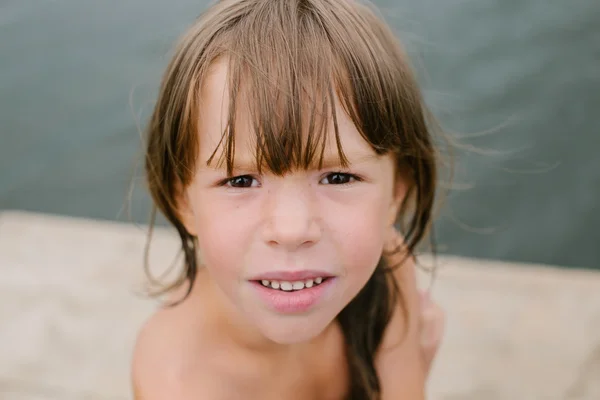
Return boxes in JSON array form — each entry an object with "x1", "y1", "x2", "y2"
[{"x1": 196, "y1": 59, "x2": 376, "y2": 169}]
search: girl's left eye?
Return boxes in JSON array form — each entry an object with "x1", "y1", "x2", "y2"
[{"x1": 320, "y1": 172, "x2": 360, "y2": 185}]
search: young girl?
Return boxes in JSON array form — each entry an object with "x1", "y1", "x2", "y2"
[{"x1": 133, "y1": 0, "x2": 445, "y2": 399}]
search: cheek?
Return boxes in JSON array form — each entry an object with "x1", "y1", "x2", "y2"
[
  {"x1": 326, "y1": 192, "x2": 390, "y2": 275},
  {"x1": 190, "y1": 195, "x2": 255, "y2": 280}
]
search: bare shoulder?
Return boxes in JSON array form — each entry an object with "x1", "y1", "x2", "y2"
[
  {"x1": 131, "y1": 291, "x2": 221, "y2": 399},
  {"x1": 376, "y1": 255, "x2": 426, "y2": 400}
]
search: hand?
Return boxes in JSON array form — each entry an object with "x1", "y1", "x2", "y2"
[
  {"x1": 384, "y1": 226, "x2": 444, "y2": 374},
  {"x1": 418, "y1": 290, "x2": 445, "y2": 375}
]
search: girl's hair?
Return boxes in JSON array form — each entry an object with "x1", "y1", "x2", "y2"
[{"x1": 144, "y1": 0, "x2": 438, "y2": 398}]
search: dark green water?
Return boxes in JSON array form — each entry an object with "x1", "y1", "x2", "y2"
[{"x1": 1, "y1": 0, "x2": 598, "y2": 269}]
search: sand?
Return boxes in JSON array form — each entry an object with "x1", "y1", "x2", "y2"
[{"x1": 1, "y1": 211, "x2": 599, "y2": 399}]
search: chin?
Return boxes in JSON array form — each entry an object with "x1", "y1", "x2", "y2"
[{"x1": 256, "y1": 312, "x2": 336, "y2": 344}]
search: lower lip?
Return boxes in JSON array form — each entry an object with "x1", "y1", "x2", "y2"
[{"x1": 250, "y1": 278, "x2": 336, "y2": 314}]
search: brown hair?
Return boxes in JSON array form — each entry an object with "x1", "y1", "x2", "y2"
[{"x1": 144, "y1": 0, "x2": 438, "y2": 398}]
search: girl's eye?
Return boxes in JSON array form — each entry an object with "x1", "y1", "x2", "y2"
[
  {"x1": 320, "y1": 172, "x2": 359, "y2": 185},
  {"x1": 225, "y1": 175, "x2": 258, "y2": 188}
]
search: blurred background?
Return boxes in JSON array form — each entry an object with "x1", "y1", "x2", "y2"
[
  {"x1": 1, "y1": 0, "x2": 599, "y2": 399},
  {"x1": 1, "y1": 0, "x2": 598, "y2": 269}
]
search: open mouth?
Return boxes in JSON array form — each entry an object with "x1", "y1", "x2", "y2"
[{"x1": 255, "y1": 277, "x2": 330, "y2": 292}]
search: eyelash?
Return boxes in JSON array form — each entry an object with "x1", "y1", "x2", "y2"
[
  {"x1": 219, "y1": 172, "x2": 362, "y2": 189},
  {"x1": 221, "y1": 175, "x2": 259, "y2": 189},
  {"x1": 319, "y1": 172, "x2": 362, "y2": 185}
]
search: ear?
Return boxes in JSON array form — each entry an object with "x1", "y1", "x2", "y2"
[
  {"x1": 387, "y1": 172, "x2": 408, "y2": 227},
  {"x1": 175, "y1": 185, "x2": 198, "y2": 236}
]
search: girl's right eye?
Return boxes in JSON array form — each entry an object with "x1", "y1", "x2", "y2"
[{"x1": 224, "y1": 175, "x2": 259, "y2": 188}]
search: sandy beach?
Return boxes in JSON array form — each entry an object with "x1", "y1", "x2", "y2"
[{"x1": 1, "y1": 211, "x2": 599, "y2": 399}]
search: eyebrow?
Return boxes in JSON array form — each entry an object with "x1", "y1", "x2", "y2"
[
  {"x1": 317, "y1": 152, "x2": 378, "y2": 169},
  {"x1": 204, "y1": 151, "x2": 378, "y2": 173}
]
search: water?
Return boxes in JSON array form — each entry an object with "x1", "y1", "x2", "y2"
[{"x1": 1, "y1": 0, "x2": 598, "y2": 269}]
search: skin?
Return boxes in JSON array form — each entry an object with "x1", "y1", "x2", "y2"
[{"x1": 132, "y1": 59, "x2": 445, "y2": 399}]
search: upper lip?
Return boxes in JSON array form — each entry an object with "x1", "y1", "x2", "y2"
[{"x1": 249, "y1": 270, "x2": 334, "y2": 281}]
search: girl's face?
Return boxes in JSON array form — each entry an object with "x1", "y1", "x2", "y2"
[{"x1": 181, "y1": 59, "x2": 405, "y2": 344}]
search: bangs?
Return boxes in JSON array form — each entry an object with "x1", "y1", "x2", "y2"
[
  {"x1": 202, "y1": 0, "x2": 407, "y2": 176},
  {"x1": 206, "y1": 56, "x2": 346, "y2": 175}
]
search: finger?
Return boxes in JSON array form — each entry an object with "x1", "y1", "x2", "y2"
[{"x1": 418, "y1": 291, "x2": 445, "y2": 372}]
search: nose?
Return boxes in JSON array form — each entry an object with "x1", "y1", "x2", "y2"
[{"x1": 261, "y1": 182, "x2": 321, "y2": 250}]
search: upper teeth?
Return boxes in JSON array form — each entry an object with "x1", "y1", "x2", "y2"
[{"x1": 260, "y1": 277, "x2": 326, "y2": 291}]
